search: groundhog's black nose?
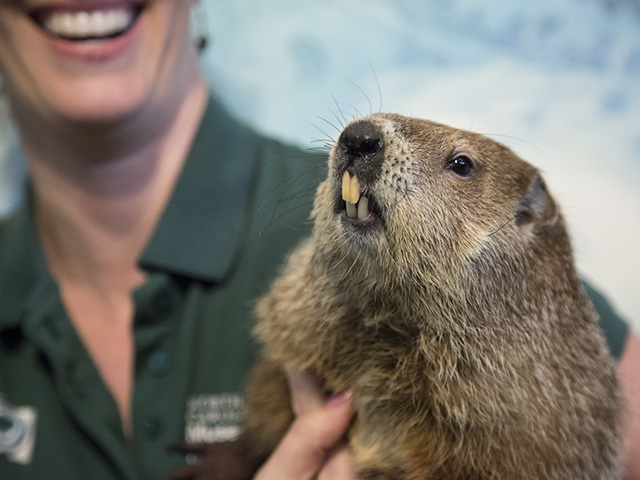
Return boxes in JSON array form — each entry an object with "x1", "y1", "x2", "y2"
[
  {"x1": 337, "y1": 120, "x2": 385, "y2": 185},
  {"x1": 338, "y1": 120, "x2": 385, "y2": 158}
]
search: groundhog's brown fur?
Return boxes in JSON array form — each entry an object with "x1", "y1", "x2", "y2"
[{"x1": 245, "y1": 114, "x2": 622, "y2": 479}]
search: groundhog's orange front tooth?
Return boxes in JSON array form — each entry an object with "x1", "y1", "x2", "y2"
[
  {"x1": 350, "y1": 174, "x2": 360, "y2": 205},
  {"x1": 342, "y1": 171, "x2": 350, "y2": 202}
]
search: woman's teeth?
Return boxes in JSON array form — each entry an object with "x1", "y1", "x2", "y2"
[{"x1": 41, "y1": 8, "x2": 136, "y2": 40}]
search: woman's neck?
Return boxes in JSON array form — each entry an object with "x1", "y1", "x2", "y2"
[{"x1": 21, "y1": 72, "x2": 209, "y2": 293}]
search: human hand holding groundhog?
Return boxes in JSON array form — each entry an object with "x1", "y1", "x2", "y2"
[{"x1": 255, "y1": 370, "x2": 358, "y2": 480}]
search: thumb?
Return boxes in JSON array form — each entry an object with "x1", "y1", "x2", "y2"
[
  {"x1": 254, "y1": 373, "x2": 353, "y2": 480},
  {"x1": 286, "y1": 369, "x2": 329, "y2": 415}
]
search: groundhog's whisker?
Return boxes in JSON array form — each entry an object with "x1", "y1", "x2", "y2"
[{"x1": 488, "y1": 216, "x2": 517, "y2": 237}]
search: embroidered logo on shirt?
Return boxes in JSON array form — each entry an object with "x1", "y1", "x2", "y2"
[
  {"x1": 0, "y1": 395, "x2": 37, "y2": 465},
  {"x1": 184, "y1": 393, "x2": 244, "y2": 444}
]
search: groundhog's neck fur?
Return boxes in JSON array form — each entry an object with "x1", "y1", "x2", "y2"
[{"x1": 255, "y1": 114, "x2": 620, "y2": 478}]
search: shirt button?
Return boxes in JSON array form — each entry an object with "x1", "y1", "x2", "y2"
[
  {"x1": 147, "y1": 350, "x2": 172, "y2": 377},
  {"x1": 142, "y1": 417, "x2": 163, "y2": 441}
]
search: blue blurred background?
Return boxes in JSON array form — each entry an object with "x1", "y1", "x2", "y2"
[{"x1": 1, "y1": 0, "x2": 638, "y2": 326}]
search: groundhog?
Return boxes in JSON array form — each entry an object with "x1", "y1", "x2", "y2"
[
  {"x1": 165, "y1": 114, "x2": 622, "y2": 480},
  {"x1": 243, "y1": 114, "x2": 622, "y2": 479}
]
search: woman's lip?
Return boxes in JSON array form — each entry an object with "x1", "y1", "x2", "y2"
[{"x1": 42, "y1": 25, "x2": 140, "y2": 63}]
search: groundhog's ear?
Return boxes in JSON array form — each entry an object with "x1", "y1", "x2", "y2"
[{"x1": 515, "y1": 174, "x2": 559, "y2": 235}]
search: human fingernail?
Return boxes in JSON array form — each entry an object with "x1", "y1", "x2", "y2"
[{"x1": 325, "y1": 391, "x2": 352, "y2": 408}]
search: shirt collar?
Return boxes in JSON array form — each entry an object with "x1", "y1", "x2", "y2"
[
  {"x1": 0, "y1": 198, "x2": 56, "y2": 330},
  {"x1": 139, "y1": 97, "x2": 262, "y2": 283}
]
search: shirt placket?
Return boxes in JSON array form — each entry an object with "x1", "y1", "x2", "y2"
[
  {"x1": 22, "y1": 282, "x2": 137, "y2": 480},
  {"x1": 130, "y1": 273, "x2": 188, "y2": 479}
]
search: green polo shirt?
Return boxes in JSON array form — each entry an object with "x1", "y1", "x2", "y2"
[
  {"x1": 0, "y1": 98, "x2": 325, "y2": 480},
  {"x1": 0, "y1": 98, "x2": 630, "y2": 480}
]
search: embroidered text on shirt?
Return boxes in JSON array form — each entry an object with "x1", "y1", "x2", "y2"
[{"x1": 184, "y1": 393, "x2": 244, "y2": 444}]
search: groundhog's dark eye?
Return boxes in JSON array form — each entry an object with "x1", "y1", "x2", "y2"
[{"x1": 447, "y1": 154, "x2": 475, "y2": 177}]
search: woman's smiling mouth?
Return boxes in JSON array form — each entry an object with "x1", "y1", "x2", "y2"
[{"x1": 29, "y1": 3, "x2": 145, "y2": 41}]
